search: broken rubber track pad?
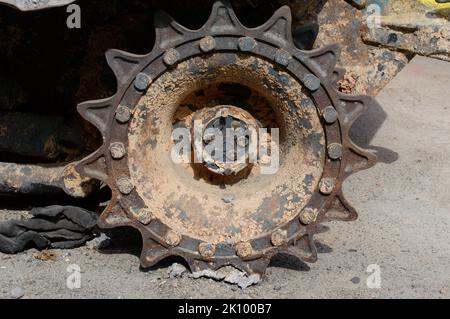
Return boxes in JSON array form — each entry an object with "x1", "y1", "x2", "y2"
[{"x1": 0, "y1": 205, "x2": 98, "y2": 254}]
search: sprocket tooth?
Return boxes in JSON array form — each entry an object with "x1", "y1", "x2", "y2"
[
  {"x1": 240, "y1": 258, "x2": 271, "y2": 277},
  {"x1": 75, "y1": 149, "x2": 108, "y2": 182},
  {"x1": 322, "y1": 193, "x2": 358, "y2": 222},
  {"x1": 140, "y1": 239, "x2": 172, "y2": 268},
  {"x1": 286, "y1": 234, "x2": 318, "y2": 263},
  {"x1": 154, "y1": 10, "x2": 193, "y2": 50},
  {"x1": 105, "y1": 49, "x2": 145, "y2": 86},
  {"x1": 259, "y1": 5, "x2": 293, "y2": 48},
  {"x1": 307, "y1": 44, "x2": 341, "y2": 78},
  {"x1": 188, "y1": 259, "x2": 210, "y2": 273},
  {"x1": 77, "y1": 96, "x2": 115, "y2": 137},
  {"x1": 344, "y1": 139, "x2": 377, "y2": 177},
  {"x1": 98, "y1": 202, "x2": 133, "y2": 229},
  {"x1": 338, "y1": 94, "x2": 376, "y2": 128},
  {"x1": 338, "y1": 95, "x2": 378, "y2": 176},
  {"x1": 202, "y1": 0, "x2": 242, "y2": 34}
]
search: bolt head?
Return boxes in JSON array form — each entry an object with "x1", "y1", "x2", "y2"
[
  {"x1": 274, "y1": 49, "x2": 292, "y2": 66},
  {"x1": 163, "y1": 48, "x2": 181, "y2": 66},
  {"x1": 198, "y1": 243, "x2": 216, "y2": 258},
  {"x1": 271, "y1": 229, "x2": 288, "y2": 246},
  {"x1": 134, "y1": 73, "x2": 152, "y2": 92},
  {"x1": 117, "y1": 176, "x2": 134, "y2": 195},
  {"x1": 319, "y1": 177, "x2": 336, "y2": 195},
  {"x1": 165, "y1": 230, "x2": 181, "y2": 247},
  {"x1": 303, "y1": 74, "x2": 321, "y2": 91},
  {"x1": 199, "y1": 36, "x2": 216, "y2": 53},
  {"x1": 238, "y1": 37, "x2": 257, "y2": 52},
  {"x1": 323, "y1": 106, "x2": 338, "y2": 124},
  {"x1": 300, "y1": 208, "x2": 318, "y2": 225},
  {"x1": 115, "y1": 105, "x2": 132, "y2": 123},
  {"x1": 235, "y1": 242, "x2": 253, "y2": 258},
  {"x1": 328, "y1": 143, "x2": 343, "y2": 160},
  {"x1": 138, "y1": 211, "x2": 153, "y2": 225},
  {"x1": 130, "y1": 206, "x2": 153, "y2": 225},
  {"x1": 110, "y1": 142, "x2": 126, "y2": 160}
]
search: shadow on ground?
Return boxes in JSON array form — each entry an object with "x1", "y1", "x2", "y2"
[{"x1": 350, "y1": 98, "x2": 399, "y2": 164}]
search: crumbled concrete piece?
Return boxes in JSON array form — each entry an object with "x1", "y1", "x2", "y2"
[
  {"x1": 11, "y1": 287, "x2": 24, "y2": 299},
  {"x1": 191, "y1": 268, "x2": 228, "y2": 281},
  {"x1": 224, "y1": 270, "x2": 261, "y2": 289},
  {"x1": 167, "y1": 263, "x2": 188, "y2": 279},
  {"x1": 190, "y1": 266, "x2": 261, "y2": 289}
]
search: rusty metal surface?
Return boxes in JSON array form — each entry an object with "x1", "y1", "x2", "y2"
[
  {"x1": 0, "y1": 0, "x2": 75, "y2": 11},
  {"x1": 279, "y1": 0, "x2": 449, "y2": 94},
  {"x1": 362, "y1": 0, "x2": 450, "y2": 62},
  {"x1": 0, "y1": 163, "x2": 65, "y2": 194},
  {"x1": 0, "y1": 162, "x2": 97, "y2": 197},
  {"x1": 304, "y1": 0, "x2": 411, "y2": 96},
  {"x1": 75, "y1": 0, "x2": 377, "y2": 276}
]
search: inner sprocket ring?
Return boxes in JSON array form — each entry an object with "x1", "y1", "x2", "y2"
[{"x1": 76, "y1": 0, "x2": 377, "y2": 276}]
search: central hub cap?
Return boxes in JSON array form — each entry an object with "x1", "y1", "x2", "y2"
[{"x1": 192, "y1": 105, "x2": 261, "y2": 176}]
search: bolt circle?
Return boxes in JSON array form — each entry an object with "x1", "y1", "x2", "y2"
[
  {"x1": 303, "y1": 74, "x2": 321, "y2": 91},
  {"x1": 238, "y1": 37, "x2": 257, "y2": 52},
  {"x1": 300, "y1": 208, "x2": 318, "y2": 225},
  {"x1": 109, "y1": 142, "x2": 126, "y2": 160},
  {"x1": 163, "y1": 48, "x2": 181, "y2": 66},
  {"x1": 323, "y1": 106, "x2": 338, "y2": 124},
  {"x1": 117, "y1": 176, "x2": 134, "y2": 195},
  {"x1": 274, "y1": 49, "x2": 292, "y2": 66},
  {"x1": 235, "y1": 242, "x2": 253, "y2": 258},
  {"x1": 165, "y1": 230, "x2": 181, "y2": 247},
  {"x1": 71, "y1": 1, "x2": 379, "y2": 269},
  {"x1": 134, "y1": 73, "x2": 152, "y2": 92},
  {"x1": 199, "y1": 36, "x2": 216, "y2": 52},
  {"x1": 115, "y1": 105, "x2": 132, "y2": 123},
  {"x1": 319, "y1": 177, "x2": 336, "y2": 195},
  {"x1": 328, "y1": 143, "x2": 343, "y2": 160},
  {"x1": 198, "y1": 243, "x2": 216, "y2": 258},
  {"x1": 271, "y1": 229, "x2": 288, "y2": 246}
]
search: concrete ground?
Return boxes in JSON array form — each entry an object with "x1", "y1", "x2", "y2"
[{"x1": 0, "y1": 55, "x2": 449, "y2": 299}]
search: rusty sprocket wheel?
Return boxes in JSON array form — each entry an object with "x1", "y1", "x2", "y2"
[{"x1": 76, "y1": 0, "x2": 377, "y2": 277}]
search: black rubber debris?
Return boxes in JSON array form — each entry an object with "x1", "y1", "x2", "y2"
[{"x1": 0, "y1": 205, "x2": 98, "y2": 254}]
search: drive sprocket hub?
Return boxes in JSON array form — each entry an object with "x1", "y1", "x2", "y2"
[{"x1": 76, "y1": 1, "x2": 377, "y2": 277}]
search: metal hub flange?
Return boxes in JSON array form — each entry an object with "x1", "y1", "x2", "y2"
[
  {"x1": 191, "y1": 105, "x2": 261, "y2": 176},
  {"x1": 76, "y1": 0, "x2": 377, "y2": 277}
]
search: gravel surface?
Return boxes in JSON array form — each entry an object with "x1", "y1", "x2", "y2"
[{"x1": 0, "y1": 56, "x2": 449, "y2": 299}]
